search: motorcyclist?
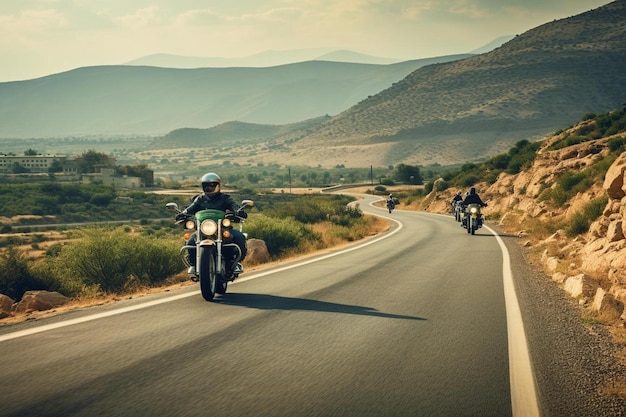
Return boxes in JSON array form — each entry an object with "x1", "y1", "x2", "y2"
[
  {"x1": 462, "y1": 187, "x2": 487, "y2": 207},
  {"x1": 386, "y1": 193, "x2": 395, "y2": 212},
  {"x1": 461, "y1": 187, "x2": 487, "y2": 226},
  {"x1": 176, "y1": 172, "x2": 247, "y2": 276},
  {"x1": 451, "y1": 191, "x2": 463, "y2": 210}
]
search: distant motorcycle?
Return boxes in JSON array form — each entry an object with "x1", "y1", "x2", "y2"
[
  {"x1": 166, "y1": 199, "x2": 254, "y2": 301},
  {"x1": 462, "y1": 203, "x2": 485, "y2": 235},
  {"x1": 453, "y1": 200, "x2": 463, "y2": 222},
  {"x1": 386, "y1": 198, "x2": 396, "y2": 213}
]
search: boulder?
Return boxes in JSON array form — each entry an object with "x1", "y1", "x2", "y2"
[
  {"x1": 13, "y1": 291, "x2": 70, "y2": 313},
  {"x1": 603, "y1": 152, "x2": 626, "y2": 199},
  {"x1": 591, "y1": 287, "x2": 624, "y2": 322},
  {"x1": 564, "y1": 274, "x2": 598, "y2": 299},
  {"x1": 607, "y1": 220, "x2": 625, "y2": 242},
  {"x1": 0, "y1": 293, "x2": 15, "y2": 319},
  {"x1": 245, "y1": 239, "x2": 270, "y2": 265}
]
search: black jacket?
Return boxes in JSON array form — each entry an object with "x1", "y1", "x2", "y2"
[
  {"x1": 462, "y1": 193, "x2": 486, "y2": 207},
  {"x1": 182, "y1": 192, "x2": 239, "y2": 215}
]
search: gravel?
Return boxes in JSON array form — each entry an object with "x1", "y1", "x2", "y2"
[{"x1": 502, "y1": 233, "x2": 626, "y2": 417}]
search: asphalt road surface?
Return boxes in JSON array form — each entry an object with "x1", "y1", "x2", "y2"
[{"x1": 1, "y1": 194, "x2": 540, "y2": 417}]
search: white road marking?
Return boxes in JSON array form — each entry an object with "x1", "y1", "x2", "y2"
[{"x1": 486, "y1": 225, "x2": 541, "y2": 417}]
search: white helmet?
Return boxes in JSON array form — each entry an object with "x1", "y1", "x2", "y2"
[{"x1": 200, "y1": 172, "x2": 221, "y2": 196}]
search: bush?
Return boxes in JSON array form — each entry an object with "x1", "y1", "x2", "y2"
[
  {"x1": 541, "y1": 171, "x2": 595, "y2": 206},
  {"x1": 374, "y1": 185, "x2": 387, "y2": 193},
  {"x1": 266, "y1": 195, "x2": 356, "y2": 225},
  {"x1": 0, "y1": 248, "x2": 35, "y2": 300},
  {"x1": 565, "y1": 196, "x2": 608, "y2": 237},
  {"x1": 49, "y1": 228, "x2": 181, "y2": 293},
  {"x1": 244, "y1": 214, "x2": 319, "y2": 257}
]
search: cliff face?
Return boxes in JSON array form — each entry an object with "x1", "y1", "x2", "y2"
[{"x1": 421, "y1": 122, "x2": 626, "y2": 325}]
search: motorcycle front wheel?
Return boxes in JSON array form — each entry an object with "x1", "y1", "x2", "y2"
[
  {"x1": 199, "y1": 246, "x2": 217, "y2": 301},
  {"x1": 216, "y1": 274, "x2": 228, "y2": 294}
]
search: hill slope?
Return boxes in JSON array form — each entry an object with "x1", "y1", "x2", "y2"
[
  {"x1": 283, "y1": 0, "x2": 626, "y2": 166},
  {"x1": 0, "y1": 56, "x2": 471, "y2": 138}
]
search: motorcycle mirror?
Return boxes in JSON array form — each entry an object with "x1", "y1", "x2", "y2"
[
  {"x1": 166, "y1": 202, "x2": 179, "y2": 211},
  {"x1": 241, "y1": 200, "x2": 254, "y2": 208}
]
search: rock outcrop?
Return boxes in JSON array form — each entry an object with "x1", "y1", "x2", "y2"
[
  {"x1": 12, "y1": 291, "x2": 70, "y2": 314},
  {"x1": 0, "y1": 293, "x2": 14, "y2": 319},
  {"x1": 245, "y1": 238, "x2": 271, "y2": 265}
]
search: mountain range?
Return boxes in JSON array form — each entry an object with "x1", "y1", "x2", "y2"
[
  {"x1": 156, "y1": 0, "x2": 626, "y2": 168},
  {"x1": 1, "y1": 0, "x2": 625, "y2": 169},
  {"x1": 124, "y1": 49, "x2": 404, "y2": 68},
  {"x1": 0, "y1": 54, "x2": 471, "y2": 138}
]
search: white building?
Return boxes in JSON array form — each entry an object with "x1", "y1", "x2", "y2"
[{"x1": 0, "y1": 154, "x2": 65, "y2": 174}]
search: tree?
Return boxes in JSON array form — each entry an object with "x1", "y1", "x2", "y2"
[
  {"x1": 24, "y1": 149, "x2": 39, "y2": 156},
  {"x1": 48, "y1": 160, "x2": 63, "y2": 173},
  {"x1": 394, "y1": 164, "x2": 423, "y2": 184},
  {"x1": 11, "y1": 162, "x2": 29, "y2": 174},
  {"x1": 79, "y1": 150, "x2": 111, "y2": 174}
]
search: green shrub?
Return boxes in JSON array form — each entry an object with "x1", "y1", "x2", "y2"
[
  {"x1": 542, "y1": 171, "x2": 595, "y2": 206},
  {"x1": 266, "y1": 195, "x2": 356, "y2": 225},
  {"x1": 0, "y1": 248, "x2": 35, "y2": 300},
  {"x1": 327, "y1": 217, "x2": 371, "y2": 242},
  {"x1": 565, "y1": 196, "x2": 608, "y2": 237},
  {"x1": 607, "y1": 137, "x2": 626, "y2": 153},
  {"x1": 49, "y1": 228, "x2": 181, "y2": 293},
  {"x1": 244, "y1": 214, "x2": 319, "y2": 257}
]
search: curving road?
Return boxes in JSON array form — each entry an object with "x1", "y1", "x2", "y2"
[{"x1": 0, "y1": 194, "x2": 539, "y2": 417}]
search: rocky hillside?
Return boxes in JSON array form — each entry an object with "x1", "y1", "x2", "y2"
[{"x1": 419, "y1": 113, "x2": 626, "y2": 328}]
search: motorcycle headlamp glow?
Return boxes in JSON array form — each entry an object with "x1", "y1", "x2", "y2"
[
  {"x1": 222, "y1": 218, "x2": 231, "y2": 228},
  {"x1": 184, "y1": 220, "x2": 196, "y2": 230},
  {"x1": 200, "y1": 219, "x2": 218, "y2": 236},
  {"x1": 470, "y1": 207, "x2": 478, "y2": 214}
]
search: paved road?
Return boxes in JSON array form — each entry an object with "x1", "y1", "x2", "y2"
[{"x1": 0, "y1": 195, "x2": 537, "y2": 417}]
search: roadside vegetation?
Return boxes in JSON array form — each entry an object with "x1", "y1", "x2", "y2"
[{"x1": 0, "y1": 193, "x2": 381, "y2": 304}]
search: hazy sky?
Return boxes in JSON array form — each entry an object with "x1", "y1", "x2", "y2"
[{"x1": 0, "y1": 0, "x2": 611, "y2": 82}]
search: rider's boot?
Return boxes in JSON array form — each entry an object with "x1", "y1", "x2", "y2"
[{"x1": 188, "y1": 265, "x2": 199, "y2": 281}]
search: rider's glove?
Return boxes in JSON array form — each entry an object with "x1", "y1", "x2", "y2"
[
  {"x1": 175, "y1": 213, "x2": 187, "y2": 221},
  {"x1": 236, "y1": 209, "x2": 248, "y2": 219}
]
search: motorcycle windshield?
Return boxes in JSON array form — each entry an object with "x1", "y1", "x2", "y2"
[{"x1": 195, "y1": 209, "x2": 225, "y2": 223}]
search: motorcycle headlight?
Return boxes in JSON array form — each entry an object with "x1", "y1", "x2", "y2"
[
  {"x1": 470, "y1": 207, "x2": 478, "y2": 214},
  {"x1": 184, "y1": 220, "x2": 196, "y2": 230},
  {"x1": 222, "y1": 218, "x2": 232, "y2": 228},
  {"x1": 200, "y1": 219, "x2": 218, "y2": 236}
]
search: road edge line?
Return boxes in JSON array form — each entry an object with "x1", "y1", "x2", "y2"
[{"x1": 487, "y1": 225, "x2": 541, "y2": 417}]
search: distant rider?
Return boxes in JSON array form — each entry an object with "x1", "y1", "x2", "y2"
[
  {"x1": 462, "y1": 187, "x2": 487, "y2": 207},
  {"x1": 451, "y1": 191, "x2": 463, "y2": 211},
  {"x1": 461, "y1": 187, "x2": 487, "y2": 226},
  {"x1": 176, "y1": 172, "x2": 247, "y2": 275},
  {"x1": 386, "y1": 193, "x2": 396, "y2": 212}
]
